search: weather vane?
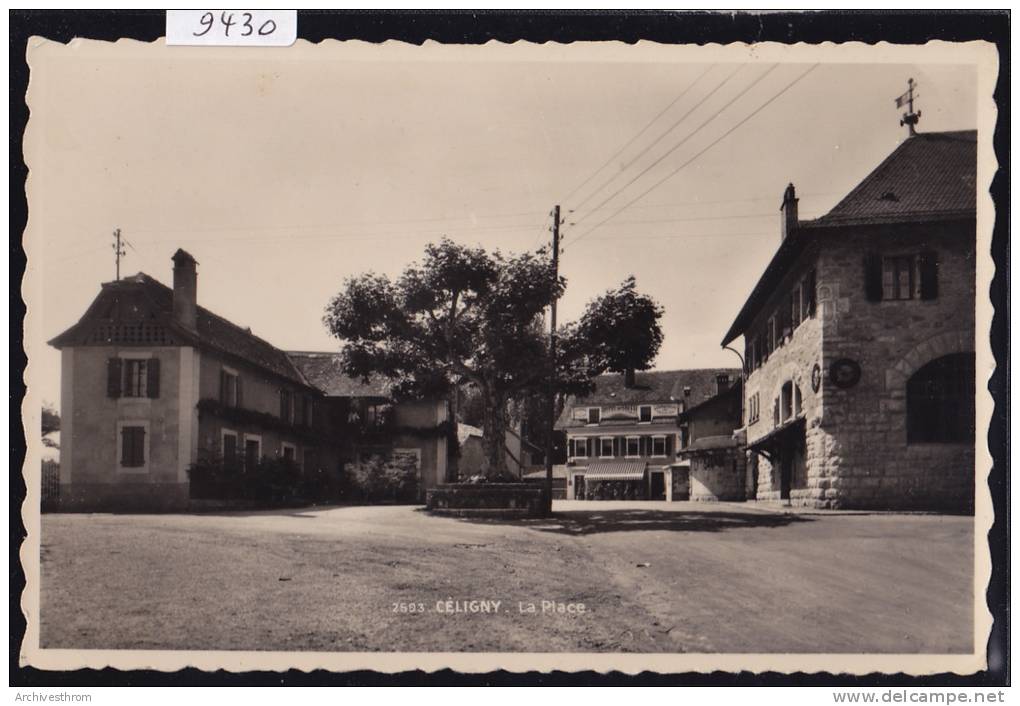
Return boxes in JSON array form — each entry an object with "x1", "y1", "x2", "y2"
[{"x1": 895, "y1": 77, "x2": 921, "y2": 136}]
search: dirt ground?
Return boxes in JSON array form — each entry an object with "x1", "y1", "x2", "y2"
[{"x1": 38, "y1": 501, "x2": 974, "y2": 653}]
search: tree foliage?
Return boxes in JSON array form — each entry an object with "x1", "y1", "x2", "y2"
[
  {"x1": 324, "y1": 238, "x2": 663, "y2": 479},
  {"x1": 42, "y1": 404, "x2": 60, "y2": 437}
]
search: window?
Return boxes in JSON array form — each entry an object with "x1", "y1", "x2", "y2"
[
  {"x1": 119, "y1": 424, "x2": 146, "y2": 468},
  {"x1": 883, "y1": 255, "x2": 917, "y2": 300},
  {"x1": 767, "y1": 317, "x2": 777, "y2": 355},
  {"x1": 638, "y1": 405, "x2": 652, "y2": 423},
  {"x1": 794, "y1": 384, "x2": 803, "y2": 416},
  {"x1": 587, "y1": 407, "x2": 601, "y2": 425},
  {"x1": 570, "y1": 438, "x2": 589, "y2": 459},
  {"x1": 804, "y1": 268, "x2": 817, "y2": 319},
  {"x1": 625, "y1": 436, "x2": 640, "y2": 458},
  {"x1": 222, "y1": 429, "x2": 238, "y2": 462},
  {"x1": 748, "y1": 392, "x2": 760, "y2": 424},
  {"x1": 868, "y1": 252, "x2": 939, "y2": 302},
  {"x1": 220, "y1": 368, "x2": 240, "y2": 407},
  {"x1": 244, "y1": 435, "x2": 262, "y2": 469},
  {"x1": 781, "y1": 381, "x2": 794, "y2": 422},
  {"x1": 108, "y1": 356, "x2": 159, "y2": 399},
  {"x1": 600, "y1": 437, "x2": 614, "y2": 457},
  {"x1": 280, "y1": 389, "x2": 293, "y2": 423},
  {"x1": 791, "y1": 285, "x2": 802, "y2": 329},
  {"x1": 907, "y1": 353, "x2": 975, "y2": 443},
  {"x1": 651, "y1": 436, "x2": 667, "y2": 458},
  {"x1": 123, "y1": 359, "x2": 148, "y2": 397},
  {"x1": 281, "y1": 443, "x2": 297, "y2": 463}
]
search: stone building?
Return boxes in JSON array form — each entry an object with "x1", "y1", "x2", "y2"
[
  {"x1": 677, "y1": 380, "x2": 746, "y2": 502},
  {"x1": 721, "y1": 130, "x2": 977, "y2": 510},
  {"x1": 555, "y1": 368, "x2": 739, "y2": 500}
]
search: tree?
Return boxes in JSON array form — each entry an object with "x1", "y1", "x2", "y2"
[
  {"x1": 562, "y1": 275, "x2": 665, "y2": 381},
  {"x1": 324, "y1": 239, "x2": 663, "y2": 480},
  {"x1": 42, "y1": 403, "x2": 60, "y2": 448}
]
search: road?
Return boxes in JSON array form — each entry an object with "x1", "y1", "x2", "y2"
[{"x1": 39, "y1": 501, "x2": 974, "y2": 653}]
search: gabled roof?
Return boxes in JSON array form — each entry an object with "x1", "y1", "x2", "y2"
[
  {"x1": 721, "y1": 130, "x2": 977, "y2": 346},
  {"x1": 286, "y1": 352, "x2": 392, "y2": 399},
  {"x1": 48, "y1": 273, "x2": 314, "y2": 388},
  {"x1": 555, "y1": 368, "x2": 739, "y2": 430}
]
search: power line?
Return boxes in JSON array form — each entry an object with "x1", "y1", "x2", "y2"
[
  {"x1": 569, "y1": 63, "x2": 779, "y2": 232},
  {"x1": 570, "y1": 63, "x2": 749, "y2": 216},
  {"x1": 566, "y1": 63, "x2": 820, "y2": 247},
  {"x1": 559, "y1": 64, "x2": 715, "y2": 206},
  {"x1": 128, "y1": 208, "x2": 551, "y2": 237},
  {"x1": 568, "y1": 190, "x2": 842, "y2": 216}
]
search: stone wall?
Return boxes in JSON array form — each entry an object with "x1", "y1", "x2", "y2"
[
  {"x1": 741, "y1": 220, "x2": 976, "y2": 511},
  {"x1": 743, "y1": 243, "x2": 825, "y2": 505},
  {"x1": 815, "y1": 221, "x2": 976, "y2": 511},
  {"x1": 689, "y1": 450, "x2": 746, "y2": 502}
]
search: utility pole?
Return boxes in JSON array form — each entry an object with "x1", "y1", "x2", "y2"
[
  {"x1": 112, "y1": 228, "x2": 125, "y2": 281},
  {"x1": 544, "y1": 205, "x2": 560, "y2": 515}
]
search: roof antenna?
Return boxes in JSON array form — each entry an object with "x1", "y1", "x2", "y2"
[
  {"x1": 896, "y1": 78, "x2": 921, "y2": 137},
  {"x1": 111, "y1": 228, "x2": 125, "y2": 281}
]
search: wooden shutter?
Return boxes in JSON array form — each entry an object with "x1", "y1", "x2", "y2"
[
  {"x1": 864, "y1": 253, "x2": 883, "y2": 302},
  {"x1": 919, "y1": 250, "x2": 939, "y2": 300},
  {"x1": 146, "y1": 357, "x2": 160, "y2": 398},
  {"x1": 236, "y1": 377, "x2": 244, "y2": 409},
  {"x1": 107, "y1": 358, "x2": 122, "y2": 398},
  {"x1": 219, "y1": 370, "x2": 227, "y2": 404},
  {"x1": 806, "y1": 269, "x2": 817, "y2": 316}
]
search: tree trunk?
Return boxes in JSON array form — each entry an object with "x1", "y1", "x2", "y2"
[
  {"x1": 480, "y1": 387, "x2": 511, "y2": 480},
  {"x1": 448, "y1": 387, "x2": 460, "y2": 482}
]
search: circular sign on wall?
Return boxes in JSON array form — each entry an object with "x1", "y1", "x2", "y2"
[
  {"x1": 811, "y1": 363, "x2": 822, "y2": 393},
  {"x1": 829, "y1": 358, "x2": 862, "y2": 389}
]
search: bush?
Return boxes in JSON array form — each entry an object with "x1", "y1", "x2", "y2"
[
  {"x1": 188, "y1": 454, "x2": 306, "y2": 504},
  {"x1": 344, "y1": 454, "x2": 420, "y2": 504}
]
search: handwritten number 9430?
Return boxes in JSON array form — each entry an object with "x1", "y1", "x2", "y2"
[{"x1": 193, "y1": 12, "x2": 277, "y2": 38}]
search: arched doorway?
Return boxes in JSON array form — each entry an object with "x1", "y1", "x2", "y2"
[{"x1": 906, "y1": 352, "x2": 975, "y2": 444}]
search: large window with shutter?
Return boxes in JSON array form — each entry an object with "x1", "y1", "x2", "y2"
[
  {"x1": 866, "y1": 251, "x2": 939, "y2": 302},
  {"x1": 107, "y1": 356, "x2": 160, "y2": 399}
]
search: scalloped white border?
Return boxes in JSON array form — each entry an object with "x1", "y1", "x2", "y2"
[{"x1": 19, "y1": 36, "x2": 999, "y2": 676}]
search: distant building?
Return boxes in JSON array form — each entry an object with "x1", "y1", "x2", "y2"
[
  {"x1": 455, "y1": 422, "x2": 540, "y2": 479},
  {"x1": 722, "y1": 130, "x2": 976, "y2": 510},
  {"x1": 555, "y1": 368, "x2": 739, "y2": 501},
  {"x1": 677, "y1": 380, "x2": 746, "y2": 502},
  {"x1": 49, "y1": 250, "x2": 449, "y2": 511},
  {"x1": 287, "y1": 352, "x2": 450, "y2": 498}
]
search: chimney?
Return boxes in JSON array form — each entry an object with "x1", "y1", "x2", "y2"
[
  {"x1": 172, "y1": 249, "x2": 198, "y2": 330},
  {"x1": 624, "y1": 368, "x2": 636, "y2": 388},
  {"x1": 780, "y1": 182, "x2": 799, "y2": 241}
]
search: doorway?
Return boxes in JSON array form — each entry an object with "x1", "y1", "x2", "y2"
[{"x1": 649, "y1": 471, "x2": 666, "y2": 501}]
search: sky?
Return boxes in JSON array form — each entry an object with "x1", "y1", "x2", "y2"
[{"x1": 24, "y1": 40, "x2": 981, "y2": 411}]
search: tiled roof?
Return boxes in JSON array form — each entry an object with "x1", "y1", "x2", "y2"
[
  {"x1": 49, "y1": 273, "x2": 312, "y2": 387},
  {"x1": 721, "y1": 130, "x2": 977, "y2": 345},
  {"x1": 286, "y1": 352, "x2": 392, "y2": 398},
  {"x1": 556, "y1": 369, "x2": 739, "y2": 429},
  {"x1": 807, "y1": 130, "x2": 976, "y2": 227},
  {"x1": 679, "y1": 434, "x2": 740, "y2": 454}
]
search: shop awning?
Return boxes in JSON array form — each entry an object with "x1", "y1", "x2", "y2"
[{"x1": 582, "y1": 461, "x2": 647, "y2": 481}]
